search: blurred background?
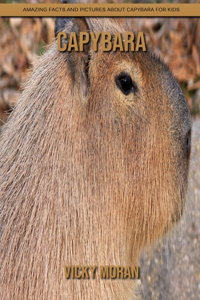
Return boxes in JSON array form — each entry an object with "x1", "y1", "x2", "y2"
[{"x1": 0, "y1": 1, "x2": 200, "y2": 300}]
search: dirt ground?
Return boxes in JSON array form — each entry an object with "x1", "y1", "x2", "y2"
[{"x1": 140, "y1": 118, "x2": 200, "y2": 300}]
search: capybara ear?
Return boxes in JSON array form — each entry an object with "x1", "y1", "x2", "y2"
[
  {"x1": 55, "y1": 17, "x2": 73, "y2": 38},
  {"x1": 55, "y1": 1, "x2": 92, "y2": 99},
  {"x1": 67, "y1": 17, "x2": 92, "y2": 99},
  {"x1": 55, "y1": 0, "x2": 94, "y2": 37},
  {"x1": 55, "y1": 0, "x2": 76, "y2": 37}
]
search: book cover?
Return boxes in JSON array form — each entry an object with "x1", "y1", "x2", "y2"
[{"x1": 0, "y1": 1, "x2": 199, "y2": 299}]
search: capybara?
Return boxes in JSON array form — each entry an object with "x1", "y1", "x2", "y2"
[{"x1": 0, "y1": 15, "x2": 191, "y2": 300}]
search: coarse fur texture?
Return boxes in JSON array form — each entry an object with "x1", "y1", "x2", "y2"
[{"x1": 0, "y1": 18, "x2": 191, "y2": 299}]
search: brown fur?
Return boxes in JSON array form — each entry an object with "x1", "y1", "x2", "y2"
[{"x1": 0, "y1": 18, "x2": 191, "y2": 299}]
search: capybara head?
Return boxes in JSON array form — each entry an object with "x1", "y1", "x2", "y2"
[{"x1": 0, "y1": 16, "x2": 191, "y2": 300}]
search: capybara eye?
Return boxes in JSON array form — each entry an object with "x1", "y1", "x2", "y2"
[
  {"x1": 116, "y1": 73, "x2": 137, "y2": 95},
  {"x1": 186, "y1": 129, "x2": 191, "y2": 159}
]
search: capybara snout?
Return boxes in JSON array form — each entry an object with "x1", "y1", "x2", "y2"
[{"x1": 0, "y1": 16, "x2": 191, "y2": 300}]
